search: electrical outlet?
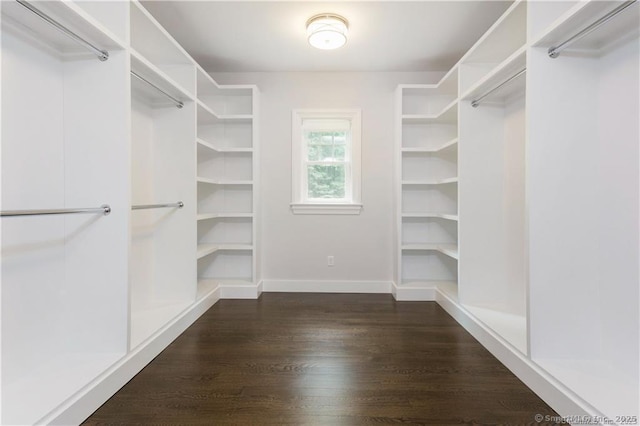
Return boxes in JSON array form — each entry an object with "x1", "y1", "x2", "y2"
[{"x1": 327, "y1": 256, "x2": 334, "y2": 266}]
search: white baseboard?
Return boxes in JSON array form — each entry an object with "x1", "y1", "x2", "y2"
[
  {"x1": 219, "y1": 281, "x2": 262, "y2": 299},
  {"x1": 392, "y1": 282, "x2": 436, "y2": 301},
  {"x1": 434, "y1": 288, "x2": 598, "y2": 420},
  {"x1": 43, "y1": 289, "x2": 221, "y2": 425},
  {"x1": 262, "y1": 279, "x2": 392, "y2": 293},
  {"x1": 43, "y1": 280, "x2": 598, "y2": 425}
]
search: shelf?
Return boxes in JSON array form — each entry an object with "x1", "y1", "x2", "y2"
[
  {"x1": 197, "y1": 243, "x2": 253, "y2": 259},
  {"x1": 437, "y1": 244, "x2": 459, "y2": 260},
  {"x1": 197, "y1": 66, "x2": 253, "y2": 98},
  {"x1": 401, "y1": 243, "x2": 459, "y2": 260},
  {"x1": 461, "y1": 45, "x2": 527, "y2": 104},
  {"x1": 401, "y1": 138, "x2": 458, "y2": 153},
  {"x1": 402, "y1": 243, "x2": 439, "y2": 251},
  {"x1": 402, "y1": 177, "x2": 458, "y2": 185},
  {"x1": 130, "y1": 50, "x2": 193, "y2": 107},
  {"x1": 197, "y1": 67, "x2": 254, "y2": 115},
  {"x1": 2, "y1": 351, "x2": 123, "y2": 425},
  {"x1": 399, "y1": 68, "x2": 458, "y2": 98},
  {"x1": 464, "y1": 306, "x2": 527, "y2": 354},
  {"x1": 197, "y1": 138, "x2": 253, "y2": 153},
  {"x1": 402, "y1": 100, "x2": 458, "y2": 124},
  {"x1": 70, "y1": 1, "x2": 128, "y2": 46},
  {"x1": 399, "y1": 280, "x2": 451, "y2": 288},
  {"x1": 400, "y1": 74, "x2": 458, "y2": 116},
  {"x1": 197, "y1": 212, "x2": 253, "y2": 221},
  {"x1": 460, "y1": 0, "x2": 526, "y2": 64},
  {"x1": 1, "y1": 0, "x2": 125, "y2": 59},
  {"x1": 458, "y1": 0, "x2": 526, "y2": 94},
  {"x1": 531, "y1": 1, "x2": 640, "y2": 55},
  {"x1": 402, "y1": 213, "x2": 458, "y2": 221},
  {"x1": 197, "y1": 177, "x2": 253, "y2": 186},
  {"x1": 130, "y1": 0, "x2": 195, "y2": 97},
  {"x1": 197, "y1": 101, "x2": 252, "y2": 126}
]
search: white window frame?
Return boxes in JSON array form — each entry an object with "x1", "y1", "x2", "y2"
[{"x1": 291, "y1": 109, "x2": 362, "y2": 215}]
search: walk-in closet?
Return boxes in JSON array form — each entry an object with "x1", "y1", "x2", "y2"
[{"x1": 1, "y1": 0, "x2": 638, "y2": 424}]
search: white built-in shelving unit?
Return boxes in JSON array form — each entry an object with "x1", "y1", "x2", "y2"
[
  {"x1": 128, "y1": 0, "x2": 197, "y2": 350},
  {"x1": 458, "y1": 0, "x2": 528, "y2": 355},
  {"x1": 1, "y1": 1, "x2": 129, "y2": 424},
  {"x1": 395, "y1": 67, "x2": 459, "y2": 300},
  {"x1": 196, "y1": 66, "x2": 259, "y2": 299},
  {"x1": 396, "y1": 0, "x2": 639, "y2": 420},
  {"x1": 1, "y1": 0, "x2": 637, "y2": 423},
  {"x1": 0, "y1": 0, "x2": 259, "y2": 424},
  {"x1": 527, "y1": 0, "x2": 639, "y2": 420}
]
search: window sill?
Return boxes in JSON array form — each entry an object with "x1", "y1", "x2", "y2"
[{"x1": 290, "y1": 203, "x2": 363, "y2": 215}]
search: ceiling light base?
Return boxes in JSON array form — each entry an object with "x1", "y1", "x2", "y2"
[{"x1": 306, "y1": 13, "x2": 349, "y2": 50}]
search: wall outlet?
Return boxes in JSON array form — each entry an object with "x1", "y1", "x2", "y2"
[{"x1": 327, "y1": 256, "x2": 334, "y2": 266}]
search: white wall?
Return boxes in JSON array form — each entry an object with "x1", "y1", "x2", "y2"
[{"x1": 213, "y1": 72, "x2": 441, "y2": 288}]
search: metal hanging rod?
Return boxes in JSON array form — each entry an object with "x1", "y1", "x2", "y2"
[
  {"x1": 1, "y1": 204, "x2": 111, "y2": 217},
  {"x1": 15, "y1": 0, "x2": 109, "y2": 61},
  {"x1": 132, "y1": 201, "x2": 184, "y2": 211},
  {"x1": 548, "y1": 0, "x2": 638, "y2": 58},
  {"x1": 131, "y1": 71, "x2": 184, "y2": 109},
  {"x1": 471, "y1": 69, "x2": 526, "y2": 108}
]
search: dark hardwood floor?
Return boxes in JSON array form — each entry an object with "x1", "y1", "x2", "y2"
[{"x1": 84, "y1": 293, "x2": 557, "y2": 425}]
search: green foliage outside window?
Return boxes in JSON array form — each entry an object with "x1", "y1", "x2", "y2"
[
  {"x1": 307, "y1": 165, "x2": 345, "y2": 199},
  {"x1": 304, "y1": 130, "x2": 348, "y2": 199}
]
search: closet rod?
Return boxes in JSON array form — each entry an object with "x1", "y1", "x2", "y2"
[
  {"x1": 0, "y1": 204, "x2": 111, "y2": 217},
  {"x1": 15, "y1": 0, "x2": 109, "y2": 61},
  {"x1": 548, "y1": 0, "x2": 638, "y2": 58},
  {"x1": 131, "y1": 71, "x2": 184, "y2": 109},
  {"x1": 132, "y1": 201, "x2": 184, "y2": 210},
  {"x1": 471, "y1": 69, "x2": 526, "y2": 108}
]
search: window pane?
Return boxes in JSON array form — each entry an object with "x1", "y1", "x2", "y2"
[
  {"x1": 306, "y1": 131, "x2": 324, "y2": 145},
  {"x1": 307, "y1": 144, "x2": 321, "y2": 161},
  {"x1": 333, "y1": 144, "x2": 345, "y2": 160},
  {"x1": 320, "y1": 134, "x2": 334, "y2": 144},
  {"x1": 333, "y1": 132, "x2": 347, "y2": 145},
  {"x1": 319, "y1": 145, "x2": 334, "y2": 161},
  {"x1": 307, "y1": 165, "x2": 345, "y2": 199}
]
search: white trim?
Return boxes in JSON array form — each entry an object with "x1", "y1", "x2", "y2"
[
  {"x1": 392, "y1": 282, "x2": 437, "y2": 301},
  {"x1": 43, "y1": 281, "x2": 599, "y2": 424},
  {"x1": 262, "y1": 280, "x2": 392, "y2": 293},
  {"x1": 41, "y1": 280, "x2": 264, "y2": 424},
  {"x1": 40, "y1": 289, "x2": 221, "y2": 425},
  {"x1": 219, "y1": 282, "x2": 263, "y2": 299},
  {"x1": 291, "y1": 109, "x2": 362, "y2": 211},
  {"x1": 290, "y1": 203, "x2": 362, "y2": 215},
  {"x1": 434, "y1": 288, "x2": 598, "y2": 420}
]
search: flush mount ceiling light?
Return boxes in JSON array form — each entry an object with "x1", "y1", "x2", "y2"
[{"x1": 306, "y1": 13, "x2": 349, "y2": 50}]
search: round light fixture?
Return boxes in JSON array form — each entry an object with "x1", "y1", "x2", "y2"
[{"x1": 306, "y1": 13, "x2": 348, "y2": 50}]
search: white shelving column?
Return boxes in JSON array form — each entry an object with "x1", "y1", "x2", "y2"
[
  {"x1": 458, "y1": 0, "x2": 528, "y2": 355},
  {"x1": 393, "y1": 0, "x2": 638, "y2": 420},
  {"x1": 196, "y1": 67, "x2": 260, "y2": 299},
  {"x1": 394, "y1": 69, "x2": 459, "y2": 301},
  {"x1": 527, "y1": 0, "x2": 639, "y2": 419},
  {"x1": 1, "y1": 0, "x2": 262, "y2": 423},
  {"x1": 128, "y1": 0, "x2": 197, "y2": 349},
  {"x1": 0, "y1": 1, "x2": 129, "y2": 424}
]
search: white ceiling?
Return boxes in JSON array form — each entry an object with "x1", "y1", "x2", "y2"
[{"x1": 142, "y1": 1, "x2": 512, "y2": 73}]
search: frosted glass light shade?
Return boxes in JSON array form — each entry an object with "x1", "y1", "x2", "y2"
[{"x1": 306, "y1": 14, "x2": 348, "y2": 50}]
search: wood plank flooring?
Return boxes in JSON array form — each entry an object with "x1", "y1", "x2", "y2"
[{"x1": 84, "y1": 293, "x2": 557, "y2": 425}]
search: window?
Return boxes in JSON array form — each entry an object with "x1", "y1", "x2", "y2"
[{"x1": 291, "y1": 109, "x2": 362, "y2": 214}]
